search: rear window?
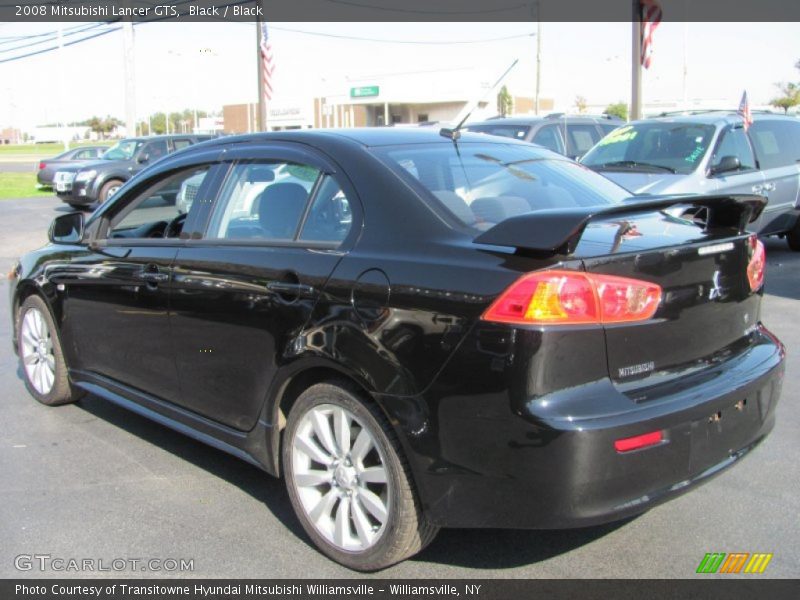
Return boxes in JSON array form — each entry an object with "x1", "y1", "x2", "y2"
[
  {"x1": 749, "y1": 120, "x2": 800, "y2": 169},
  {"x1": 581, "y1": 122, "x2": 716, "y2": 174},
  {"x1": 373, "y1": 142, "x2": 629, "y2": 231},
  {"x1": 465, "y1": 124, "x2": 531, "y2": 141}
]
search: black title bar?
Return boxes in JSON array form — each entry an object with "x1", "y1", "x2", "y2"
[{"x1": 3, "y1": 0, "x2": 800, "y2": 22}]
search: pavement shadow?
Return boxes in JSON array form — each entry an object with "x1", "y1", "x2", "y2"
[
  {"x1": 72, "y1": 392, "x2": 308, "y2": 541},
  {"x1": 412, "y1": 518, "x2": 635, "y2": 570},
  {"x1": 763, "y1": 238, "x2": 800, "y2": 301}
]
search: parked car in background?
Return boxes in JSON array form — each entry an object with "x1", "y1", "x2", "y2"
[
  {"x1": 10, "y1": 128, "x2": 783, "y2": 570},
  {"x1": 35, "y1": 146, "x2": 108, "y2": 188},
  {"x1": 465, "y1": 114, "x2": 623, "y2": 160},
  {"x1": 55, "y1": 134, "x2": 213, "y2": 208},
  {"x1": 581, "y1": 112, "x2": 800, "y2": 249}
]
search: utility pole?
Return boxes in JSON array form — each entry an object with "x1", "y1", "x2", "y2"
[
  {"x1": 122, "y1": 20, "x2": 137, "y2": 138},
  {"x1": 256, "y1": 21, "x2": 265, "y2": 131},
  {"x1": 57, "y1": 25, "x2": 68, "y2": 150},
  {"x1": 631, "y1": 1, "x2": 643, "y2": 120},
  {"x1": 535, "y1": 21, "x2": 542, "y2": 115}
]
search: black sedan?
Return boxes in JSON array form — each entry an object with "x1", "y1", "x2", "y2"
[
  {"x1": 8, "y1": 129, "x2": 784, "y2": 571},
  {"x1": 35, "y1": 145, "x2": 108, "y2": 188}
]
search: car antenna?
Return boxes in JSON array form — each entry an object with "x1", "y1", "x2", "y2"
[{"x1": 440, "y1": 58, "x2": 519, "y2": 141}]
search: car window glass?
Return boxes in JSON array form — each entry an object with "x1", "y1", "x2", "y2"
[
  {"x1": 600, "y1": 123, "x2": 620, "y2": 135},
  {"x1": 108, "y1": 166, "x2": 210, "y2": 239},
  {"x1": 749, "y1": 120, "x2": 800, "y2": 169},
  {"x1": 564, "y1": 124, "x2": 601, "y2": 157},
  {"x1": 581, "y1": 122, "x2": 717, "y2": 174},
  {"x1": 467, "y1": 125, "x2": 531, "y2": 140},
  {"x1": 712, "y1": 126, "x2": 755, "y2": 171},
  {"x1": 141, "y1": 140, "x2": 169, "y2": 162},
  {"x1": 531, "y1": 125, "x2": 563, "y2": 153},
  {"x1": 207, "y1": 161, "x2": 319, "y2": 241},
  {"x1": 376, "y1": 143, "x2": 629, "y2": 232},
  {"x1": 173, "y1": 139, "x2": 192, "y2": 151},
  {"x1": 298, "y1": 176, "x2": 352, "y2": 244},
  {"x1": 75, "y1": 149, "x2": 95, "y2": 159}
]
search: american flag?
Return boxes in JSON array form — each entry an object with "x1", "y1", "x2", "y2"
[
  {"x1": 640, "y1": 0, "x2": 662, "y2": 70},
  {"x1": 738, "y1": 91, "x2": 753, "y2": 131},
  {"x1": 260, "y1": 22, "x2": 274, "y2": 101}
]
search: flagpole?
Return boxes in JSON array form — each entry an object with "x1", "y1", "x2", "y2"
[
  {"x1": 631, "y1": 1, "x2": 643, "y2": 120},
  {"x1": 256, "y1": 19, "x2": 265, "y2": 132}
]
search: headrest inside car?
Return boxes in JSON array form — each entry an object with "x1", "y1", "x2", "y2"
[{"x1": 247, "y1": 166, "x2": 276, "y2": 183}]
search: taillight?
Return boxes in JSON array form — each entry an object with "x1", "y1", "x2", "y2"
[
  {"x1": 482, "y1": 270, "x2": 662, "y2": 326},
  {"x1": 38, "y1": 162, "x2": 46, "y2": 170},
  {"x1": 747, "y1": 234, "x2": 765, "y2": 292}
]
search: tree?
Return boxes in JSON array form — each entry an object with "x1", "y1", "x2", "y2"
[
  {"x1": 770, "y1": 82, "x2": 800, "y2": 114},
  {"x1": 87, "y1": 116, "x2": 103, "y2": 138},
  {"x1": 496, "y1": 85, "x2": 513, "y2": 117},
  {"x1": 604, "y1": 102, "x2": 628, "y2": 121},
  {"x1": 574, "y1": 96, "x2": 588, "y2": 114}
]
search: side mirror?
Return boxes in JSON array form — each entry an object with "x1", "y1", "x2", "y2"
[
  {"x1": 49, "y1": 212, "x2": 85, "y2": 244},
  {"x1": 137, "y1": 153, "x2": 149, "y2": 164},
  {"x1": 711, "y1": 155, "x2": 741, "y2": 176}
]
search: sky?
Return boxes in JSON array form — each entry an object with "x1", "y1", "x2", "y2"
[{"x1": 0, "y1": 21, "x2": 798, "y2": 129}]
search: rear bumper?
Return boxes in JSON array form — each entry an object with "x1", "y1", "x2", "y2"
[{"x1": 385, "y1": 325, "x2": 785, "y2": 529}]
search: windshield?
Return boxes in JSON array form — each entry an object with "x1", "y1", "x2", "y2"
[
  {"x1": 581, "y1": 122, "x2": 716, "y2": 174},
  {"x1": 374, "y1": 142, "x2": 630, "y2": 232},
  {"x1": 102, "y1": 140, "x2": 142, "y2": 160}
]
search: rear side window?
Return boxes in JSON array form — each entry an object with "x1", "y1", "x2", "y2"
[
  {"x1": 712, "y1": 126, "x2": 756, "y2": 171},
  {"x1": 299, "y1": 176, "x2": 352, "y2": 243},
  {"x1": 207, "y1": 162, "x2": 320, "y2": 241},
  {"x1": 467, "y1": 124, "x2": 531, "y2": 140},
  {"x1": 749, "y1": 120, "x2": 800, "y2": 169},
  {"x1": 376, "y1": 142, "x2": 629, "y2": 232}
]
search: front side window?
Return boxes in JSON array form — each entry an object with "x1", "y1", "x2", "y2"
[
  {"x1": 532, "y1": 125, "x2": 564, "y2": 154},
  {"x1": 140, "y1": 140, "x2": 169, "y2": 163},
  {"x1": 108, "y1": 166, "x2": 210, "y2": 239},
  {"x1": 581, "y1": 122, "x2": 716, "y2": 174},
  {"x1": 376, "y1": 142, "x2": 629, "y2": 232},
  {"x1": 207, "y1": 162, "x2": 320, "y2": 241},
  {"x1": 711, "y1": 126, "x2": 756, "y2": 171}
]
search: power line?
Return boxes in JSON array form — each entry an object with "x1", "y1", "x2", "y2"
[
  {"x1": 321, "y1": 0, "x2": 531, "y2": 15},
  {"x1": 0, "y1": 25, "x2": 121, "y2": 64},
  {"x1": 265, "y1": 24, "x2": 536, "y2": 45},
  {"x1": 0, "y1": 23, "x2": 109, "y2": 53}
]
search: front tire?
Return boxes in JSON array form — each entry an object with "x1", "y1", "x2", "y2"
[
  {"x1": 17, "y1": 295, "x2": 81, "y2": 406},
  {"x1": 787, "y1": 218, "x2": 800, "y2": 251},
  {"x1": 98, "y1": 179, "x2": 124, "y2": 204},
  {"x1": 282, "y1": 382, "x2": 438, "y2": 571}
]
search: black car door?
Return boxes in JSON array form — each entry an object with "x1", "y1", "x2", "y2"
[
  {"x1": 60, "y1": 154, "x2": 224, "y2": 403},
  {"x1": 169, "y1": 142, "x2": 359, "y2": 430}
]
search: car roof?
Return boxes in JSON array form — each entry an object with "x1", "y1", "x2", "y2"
[
  {"x1": 634, "y1": 111, "x2": 795, "y2": 127},
  {"x1": 198, "y1": 127, "x2": 535, "y2": 149},
  {"x1": 468, "y1": 115, "x2": 621, "y2": 127}
]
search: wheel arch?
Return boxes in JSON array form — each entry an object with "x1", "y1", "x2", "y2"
[
  {"x1": 11, "y1": 280, "x2": 62, "y2": 350},
  {"x1": 266, "y1": 360, "x2": 405, "y2": 478}
]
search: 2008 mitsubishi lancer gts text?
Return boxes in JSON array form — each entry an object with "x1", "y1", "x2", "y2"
[{"x1": 8, "y1": 128, "x2": 784, "y2": 571}]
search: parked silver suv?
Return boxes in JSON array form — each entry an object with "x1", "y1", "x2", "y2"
[
  {"x1": 581, "y1": 112, "x2": 800, "y2": 250},
  {"x1": 466, "y1": 114, "x2": 623, "y2": 160}
]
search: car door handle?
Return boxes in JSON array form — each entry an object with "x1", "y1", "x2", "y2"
[
  {"x1": 266, "y1": 281, "x2": 315, "y2": 296},
  {"x1": 762, "y1": 182, "x2": 776, "y2": 192},
  {"x1": 751, "y1": 184, "x2": 764, "y2": 194}
]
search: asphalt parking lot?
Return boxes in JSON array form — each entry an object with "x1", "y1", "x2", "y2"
[{"x1": 0, "y1": 195, "x2": 797, "y2": 579}]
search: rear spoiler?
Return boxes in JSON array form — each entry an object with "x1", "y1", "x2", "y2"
[{"x1": 473, "y1": 194, "x2": 766, "y2": 255}]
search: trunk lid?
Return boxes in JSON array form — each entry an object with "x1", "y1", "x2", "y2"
[{"x1": 576, "y1": 212, "x2": 759, "y2": 385}]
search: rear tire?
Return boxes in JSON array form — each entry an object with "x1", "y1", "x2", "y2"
[
  {"x1": 282, "y1": 382, "x2": 438, "y2": 571},
  {"x1": 16, "y1": 295, "x2": 82, "y2": 406},
  {"x1": 787, "y1": 218, "x2": 800, "y2": 251},
  {"x1": 98, "y1": 179, "x2": 124, "y2": 204}
]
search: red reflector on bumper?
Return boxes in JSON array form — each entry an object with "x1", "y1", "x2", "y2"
[{"x1": 614, "y1": 430, "x2": 663, "y2": 453}]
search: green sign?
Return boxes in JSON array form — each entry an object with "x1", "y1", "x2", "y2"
[{"x1": 350, "y1": 86, "x2": 380, "y2": 98}]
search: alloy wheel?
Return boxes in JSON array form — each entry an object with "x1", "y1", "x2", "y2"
[
  {"x1": 20, "y1": 307, "x2": 56, "y2": 395},
  {"x1": 290, "y1": 404, "x2": 390, "y2": 552}
]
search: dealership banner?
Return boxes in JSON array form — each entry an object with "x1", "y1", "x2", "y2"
[
  {"x1": 2, "y1": 579, "x2": 800, "y2": 600},
  {"x1": 3, "y1": 0, "x2": 800, "y2": 22}
]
